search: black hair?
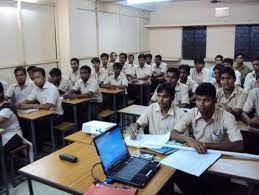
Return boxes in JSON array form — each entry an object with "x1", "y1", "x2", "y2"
[
  {"x1": 179, "y1": 64, "x2": 190, "y2": 74},
  {"x1": 194, "y1": 58, "x2": 205, "y2": 65},
  {"x1": 14, "y1": 66, "x2": 26, "y2": 75},
  {"x1": 145, "y1": 54, "x2": 152, "y2": 59},
  {"x1": 119, "y1": 53, "x2": 127, "y2": 60},
  {"x1": 27, "y1": 65, "x2": 36, "y2": 73},
  {"x1": 213, "y1": 64, "x2": 225, "y2": 76},
  {"x1": 32, "y1": 67, "x2": 46, "y2": 77},
  {"x1": 110, "y1": 52, "x2": 117, "y2": 56},
  {"x1": 195, "y1": 83, "x2": 216, "y2": 99},
  {"x1": 128, "y1": 54, "x2": 134, "y2": 58},
  {"x1": 91, "y1": 57, "x2": 100, "y2": 64},
  {"x1": 0, "y1": 82, "x2": 18, "y2": 116},
  {"x1": 235, "y1": 53, "x2": 245, "y2": 59},
  {"x1": 138, "y1": 54, "x2": 146, "y2": 60},
  {"x1": 70, "y1": 58, "x2": 79, "y2": 64},
  {"x1": 215, "y1": 55, "x2": 223, "y2": 60},
  {"x1": 167, "y1": 67, "x2": 180, "y2": 78},
  {"x1": 155, "y1": 55, "x2": 162, "y2": 60},
  {"x1": 80, "y1": 65, "x2": 92, "y2": 74},
  {"x1": 223, "y1": 58, "x2": 234, "y2": 66},
  {"x1": 256, "y1": 72, "x2": 259, "y2": 80},
  {"x1": 100, "y1": 53, "x2": 109, "y2": 59},
  {"x1": 252, "y1": 57, "x2": 259, "y2": 62},
  {"x1": 113, "y1": 62, "x2": 123, "y2": 70},
  {"x1": 49, "y1": 68, "x2": 61, "y2": 77},
  {"x1": 157, "y1": 83, "x2": 175, "y2": 98},
  {"x1": 221, "y1": 66, "x2": 236, "y2": 81}
]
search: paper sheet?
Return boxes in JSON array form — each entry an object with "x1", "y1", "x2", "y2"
[{"x1": 161, "y1": 150, "x2": 221, "y2": 176}]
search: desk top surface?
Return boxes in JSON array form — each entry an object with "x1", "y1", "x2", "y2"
[
  {"x1": 99, "y1": 88, "x2": 125, "y2": 94},
  {"x1": 117, "y1": 104, "x2": 148, "y2": 115},
  {"x1": 62, "y1": 97, "x2": 92, "y2": 105},
  {"x1": 18, "y1": 110, "x2": 55, "y2": 120},
  {"x1": 65, "y1": 131, "x2": 93, "y2": 145}
]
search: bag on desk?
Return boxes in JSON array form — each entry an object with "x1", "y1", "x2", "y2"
[{"x1": 84, "y1": 183, "x2": 137, "y2": 195}]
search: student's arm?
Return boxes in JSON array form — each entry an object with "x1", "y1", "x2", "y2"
[
  {"x1": 0, "y1": 116, "x2": 7, "y2": 124},
  {"x1": 241, "y1": 111, "x2": 251, "y2": 125},
  {"x1": 20, "y1": 103, "x2": 54, "y2": 110},
  {"x1": 74, "y1": 91, "x2": 95, "y2": 99},
  {"x1": 205, "y1": 140, "x2": 244, "y2": 152},
  {"x1": 153, "y1": 72, "x2": 164, "y2": 78}
]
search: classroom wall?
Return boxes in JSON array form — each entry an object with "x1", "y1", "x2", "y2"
[{"x1": 147, "y1": 0, "x2": 259, "y2": 67}]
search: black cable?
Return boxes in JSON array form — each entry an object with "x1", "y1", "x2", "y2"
[{"x1": 91, "y1": 162, "x2": 103, "y2": 183}]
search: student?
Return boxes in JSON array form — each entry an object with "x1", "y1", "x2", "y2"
[
  {"x1": 120, "y1": 53, "x2": 132, "y2": 77},
  {"x1": 223, "y1": 58, "x2": 241, "y2": 86},
  {"x1": 189, "y1": 58, "x2": 210, "y2": 84},
  {"x1": 128, "y1": 54, "x2": 135, "y2": 66},
  {"x1": 6, "y1": 66, "x2": 34, "y2": 105},
  {"x1": 209, "y1": 55, "x2": 223, "y2": 79},
  {"x1": 210, "y1": 64, "x2": 224, "y2": 91},
  {"x1": 234, "y1": 53, "x2": 252, "y2": 86},
  {"x1": 91, "y1": 57, "x2": 108, "y2": 85},
  {"x1": 130, "y1": 83, "x2": 185, "y2": 137},
  {"x1": 110, "y1": 52, "x2": 117, "y2": 64},
  {"x1": 0, "y1": 82, "x2": 32, "y2": 160},
  {"x1": 145, "y1": 54, "x2": 152, "y2": 66},
  {"x1": 151, "y1": 55, "x2": 168, "y2": 78},
  {"x1": 102, "y1": 62, "x2": 128, "y2": 89},
  {"x1": 216, "y1": 67, "x2": 246, "y2": 118},
  {"x1": 100, "y1": 53, "x2": 113, "y2": 76},
  {"x1": 27, "y1": 65, "x2": 37, "y2": 81},
  {"x1": 125, "y1": 54, "x2": 136, "y2": 79},
  {"x1": 49, "y1": 68, "x2": 73, "y2": 95},
  {"x1": 69, "y1": 58, "x2": 81, "y2": 86},
  {"x1": 171, "y1": 82, "x2": 244, "y2": 153},
  {"x1": 151, "y1": 68, "x2": 189, "y2": 108},
  {"x1": 0, "y1": 80, "x2": 8, "y2": 94},
  {"x1": 243, "y1": 57, "x2": 259, "y2": 92},
  {"x1": 20, "y1": 68, "x2": 63, "y2": 116},
  {"x1": 131, "y1": 54, "x2": 152, "y2": 81},
  {"x1": 179, "y1": 64, "x2": 198, "y2": 96}
]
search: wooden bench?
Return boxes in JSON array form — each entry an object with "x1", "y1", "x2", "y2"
[{"x1": 54, "y1": 122, "x2": 76, "y2": 146}]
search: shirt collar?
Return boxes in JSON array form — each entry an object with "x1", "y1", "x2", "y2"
[
  {"x1": 194, "y1": 106, "x2": 219, "y2": 122},
  {"x1": 154, "y1": 102, "x2": 175, "y2": 116}
]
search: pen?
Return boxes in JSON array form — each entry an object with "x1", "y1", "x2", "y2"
[{"x1": 131, "y1": 127, "x2": 137, "y2": 137}]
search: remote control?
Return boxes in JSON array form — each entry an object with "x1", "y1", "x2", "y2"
[{"x1": 59, "y1": 153, "x2": 78, "y2": 163}]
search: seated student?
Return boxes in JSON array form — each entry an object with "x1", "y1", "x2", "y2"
[
  {"x1": 151, "y1": 55, "x2": 168, "y2": 78},
  {"x1": 49, "y1": 68, "x2": 73, "y2": 95},
  {"x1": 102, "y1": 62, "x2": 128, "y2": 89},
  {"x1": 0, "y1": 80, "x2": 8, "y2": 94},
  {"x1": 131, "y1": 54, "x2": 152, "y2": 82},
  {"x1": 243, "y1": 57, "x2": 259, "y2": 92},
  {"x1": 234, "y1": 53, "x2": 252, "y2": 86},
  {"x1": 100, "y1": 53, "x2": 113, "y2": 76},
  {"x1": 171, "y1": 82, "x2": 244, "y2": 153},
  {"x1": 151, "y1": 68, "x2": 189, "y2": 108},
  {"x1": 125, "y1": 54, "x2": 136, "y2": 80},
  {"x1": 189, "y1": 58, "x2": 210, "y2": 84},
  {"x1": 91, "y1": 57, "x2": 108, "y2": 85},
  {"x1": 130, "y1": 83, "x2": 185, "y2": 138},
  {"x1": 145, "y1": 54, "x2": 152, "y2": 66},
  {"x1": 216, "y1": 67, "x2": 247, "y2": 118},
  {"x1": 223, "y1": 58, "x2": 241, "y2": 86},
  {"x1": 209, "y1": 55, "x2": 223, "y2": 80},
  {"x1": 27, "y1": 65, "x2": 36, "y2": 81},
  {"x1": 0, "y1": 82, "x2": 32, "y2": 161},
  {"x1": 120, "y1": 53, "x2": 132, "y2": 78},
  {"x1": 109, "y1": 52, "x2": 117, "y2": 65},
  {"x1": 6, "y1": 66, "x2": 34, "y2": 105},
  {"x1": 69, "y1": 58, "x2": 81, "y2": 86},
  {"x1": 19, "y1": 68, "x2": 63, "y2": 116},
  {"x1": 210, "y1": 64, "x2": 224, "y2": 91}
]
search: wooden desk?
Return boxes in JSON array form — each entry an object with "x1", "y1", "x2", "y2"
[
  {"x1": 62, "y1": 97, "x2": 92, "y2": 130},
  {"x1": 99, "y1": 88, "x2": 126, "y2": 121},
  {"x1": 129, "y1": 81, "x2": 150, "y2": 105},
  {"x1": 18, "y1": 110, "x2": 55, "y2": 159},
  {"x1": 0, "y1": 129, "x2": 9, "y2": 195},
  {"x1": 19, "y1": 143, "x2": 175, "y2": 195},
  {"x1": 65, "y1": 131, "x2": 93, "y2": 145}
]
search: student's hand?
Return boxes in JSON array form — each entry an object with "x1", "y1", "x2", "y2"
[
  {"x1": 131, "y1": 79, "x2": 138, "y2": 83},
  {"x1": 186, "y1": 137, "x2": 207, "y2": 154},
  {"x1": 63, "y1": 94, "x2": 77, "y2": 99},
  {"x1": 129, "y1": 125, "x2": 138, "y2": 140},
  {"x1": 20, "y1": 104, "x2": 32, "y2": 110}
]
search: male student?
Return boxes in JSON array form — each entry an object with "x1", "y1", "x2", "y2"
[
  {"x1": 210, "y1": 64, "x2": 224, "y2": 91},
  {"x1": 234, "y1": 53, "x2": 252, "y2": 86},
  {"x1": 216, "y1": 67, "x2": 247, "y2": 118},
  {"x1": 151, "y1": 55, "x2": 168, "y2": 78},
  {"x1": 49, "y1": 68, "x2": 73, "y2": 95},
  {"x1": 130, "y1": 83, "x2": 185, "y2": 137},
  {"x1": 91, "y1": 57, "x2": 108, "y2": 85},
  {"x1": 27, "y1": 66, "x2": 36, "y2": 81},
  {"x1": 69, "y1": 58, "x2": 81, "y2": 86},
  {"x1": 209, "y1": 55, "x2": 223, "y2": 79},
  {"x1": 243, "y1": 57, "x2": 259, "y2": 92},
  {"x1": 131, "y1": 54, "x2": 152, "y2": 81},
  {"x1": 145, "y1": 54, "x2": 152, "y2": 66},
  {"x1": 6, "y1": 66, "x2": 34, "y2": 104},
  {"x1": 0, "y1": 80, "x2": 8, "y2": 94},
  {"x1": 120, "y1": 53, "x2": 132, "y2": 77},
  {"x1": 19, "y1": 68, "x2": 63, "y2": 116},
  {"x1": 151, "y1": 68, "x2": 189, "y2": 108},
  {"x1": 189, "y1": 58, "x2": 210, "y2": 84},
  {"x1": 100, "y1": 53, "x2": 113, "y2": 76},
  {"x1": 110, "y1": 52, "x2": 117, "y2": 64},
  {"x1": 179, "y1": 64, "x2": 198, "y2": 96},
  {"x1": 125, "y1": 54, "x2": 136, "y2": 80},
  {"x1": 223, "y1": 58, "x2": 241, "y2": 86},
  {"x1": 171, "y1": 82, "x2": 244, "y2": 153}
]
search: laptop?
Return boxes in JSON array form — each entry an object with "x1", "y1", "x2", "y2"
[{"x1": 93, "y1": 126, "x2": 160, "y2": 188}]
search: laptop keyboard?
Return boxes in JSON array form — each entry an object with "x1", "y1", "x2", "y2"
[{"x1": 114, "y1": 158, "x2": 149, "y2": 180}]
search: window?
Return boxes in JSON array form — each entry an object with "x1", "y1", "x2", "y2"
[
  {"x1": 182, "y1": 26, "x2": 206, "y2": 60},
  {"x1": 235, "y1": 25, "x2": 259, "y2": 61}
]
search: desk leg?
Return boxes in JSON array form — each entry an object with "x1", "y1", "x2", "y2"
[
  {"x1": 140, "y1": 85, "x2": 143, "y2": 105},
  {"x1": 28, "y1": 179, "x2": 34, "y2": 195},
  {"x1": 30, "y1": 121, "x2": 38, "y2": 159},
  {"x1": 88, "y1": 103, "x2": 91, "y2": 121},
  {"x1": 73, "y1": 105, "x2": 78, "y2": 131},
  {"x1": 0, "y1": 135, "x2": 9, "y2": 195},
  {"x1": 113, "y1": 94, "x2": 117, "y2": 122},
  {"x1": 49, "y1": 118, "x2": 55, "y2": 152}
]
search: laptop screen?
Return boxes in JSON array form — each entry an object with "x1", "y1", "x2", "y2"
[{"x1": 94, "y1": 126, "x2": 129, "y2": 173}]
